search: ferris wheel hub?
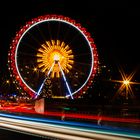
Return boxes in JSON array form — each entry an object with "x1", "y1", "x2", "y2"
[{"x1": 54, "y1": 54, "x2": 60, "y2": 61}]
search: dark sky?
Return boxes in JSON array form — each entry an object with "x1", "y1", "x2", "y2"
[{"x1": 0, "y1": 1, "x2": 140, "y2": 81}]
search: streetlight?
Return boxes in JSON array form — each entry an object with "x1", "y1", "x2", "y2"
[
  {"x1": 111, "y1": 68, "x2": 139, "y2": 100},
  {"x1": 123, "y1": 80, "x2": 130, "y2": 85}
]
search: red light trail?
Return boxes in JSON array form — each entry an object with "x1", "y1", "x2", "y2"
[{"x1": 1, "y1": 105, "x2": 140, "y2": 124}]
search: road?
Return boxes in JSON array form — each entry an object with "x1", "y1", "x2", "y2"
[{"x1": 0, "y1": 113, "x2": 140, "y2": 140}]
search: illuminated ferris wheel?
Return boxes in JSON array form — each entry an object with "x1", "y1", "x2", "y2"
[{"x1": 8, "y1": 15, "x2": 98, "y2": 99}]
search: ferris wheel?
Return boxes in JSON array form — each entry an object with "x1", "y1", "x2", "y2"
[{"x1": 8, "y1": 15, "x2": 98, "y2": 99}]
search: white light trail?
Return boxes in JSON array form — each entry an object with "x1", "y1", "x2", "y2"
[
  {"x1": 58, "y1": 62, "x2": 73, "y2": 99},
  {"x1": 0, "y1": 115, "x2": 135, "y2": 140}
]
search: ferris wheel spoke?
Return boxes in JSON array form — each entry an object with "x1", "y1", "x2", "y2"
[
  {"x1": 56, "y1": 22, "x2": 61, "y2": 39},
  {"x1": 20, "y1": 41, "x2": 38, "y2": 51},
  {"x1": 71, "y1": 65, "x2": 89, "y2": 76},
  {"x1": 74, "y1": 52, "x2": 92, "y2": 57},
  {"x1": 27, "y1": 32, "x2": 43, "y2": 46},
  {"x1": 58, "y1": 62, "x2": 74, "y2": 99},
  {"x1": 74, "y1": 61, "x2": 91, "y2": 66},
  {"x1": 61, "y1": 24, "x2": 72, "y2": 42},
  {"x1": 67, "y1": 33, "x2": 80, "y2": 47},
  {"x1": 18, "y1": 52, "x2": 36, "y2": 57},
  {"x1": 47, "y1": 22, "x2": 52, "y2": 40},
  {"x1": 36, "y1": 25, "x2": 48, "y2": 43}
]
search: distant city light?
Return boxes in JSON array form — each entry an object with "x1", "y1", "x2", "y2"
[
  {"x1": 33, "y1": 68, "x2": 37, "y2": 72},
  {"x1": 6, "y1": 80, "x2": 10, "y2": 84}
]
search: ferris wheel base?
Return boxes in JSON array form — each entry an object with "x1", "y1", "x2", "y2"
[
  {"x1": 34, "y1": 98, "x2": 45, "y2": 114},
  {"x1": 34, "y1": 97, "x2": 89, "y2": 115},
  {"x1": 34, "y1": 97, "x2": 67, "y2": 114}
]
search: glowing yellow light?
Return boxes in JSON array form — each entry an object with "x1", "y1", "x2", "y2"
[
  {"x1": 33, "y1": 68, "x2": 37, "y2": 72},
  {"x1": 111, "y1": 68, "x2": 140, "y2": 99},
  {"x1": 123, "y1": 80, "x2": 129, "y2": 85},
  {"x1": 6, "y1": 80, "x2": 10, "y2": 84},
  {"x1": 54, "y1": 54, "x2": 60, "y2": 61},
  {"x1": 37, "y1": 40, "x2": 74, "y2": 78}
]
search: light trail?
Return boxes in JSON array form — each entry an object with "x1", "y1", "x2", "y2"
[
  {"x1": 58, "y1": 62, "x2": 73, "y2": 99},
  {"x1": 0, "y1": 123, "x2": 93, "y2": 140},
  {"x1": 1, "y1": 104, "x2": 140, "y2": 124},
  {"x1": 0, "y1": 113, "x2": 138, "y2": 140}
]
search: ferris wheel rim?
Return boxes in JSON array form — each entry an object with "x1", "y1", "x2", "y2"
[{"x1": 10, "y1": 15, "x2": 98, "y2": 98}]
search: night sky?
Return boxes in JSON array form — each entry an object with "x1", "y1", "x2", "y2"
[{"x1": 0, "y1": 1, "x2": 140, "y2": 102}]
